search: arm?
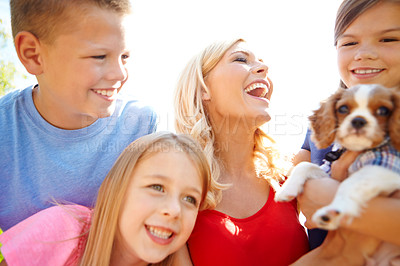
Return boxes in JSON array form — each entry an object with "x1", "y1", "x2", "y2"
[
  {"x1": 293, "y1": 149, "x2": 311, "y2": 166},
  {"x1": 298, "y1": 152, "x2": 400, "y2": 245}
]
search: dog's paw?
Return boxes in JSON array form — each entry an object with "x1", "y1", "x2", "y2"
[
  {"x1": 274, "y1": 187, "x2": 300, "y2": 202},
  {"x1": 312, "y1": 207, "x2": 344, "y2": 230}
]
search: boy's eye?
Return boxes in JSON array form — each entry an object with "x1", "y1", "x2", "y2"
[
  {"x1": 381, "y1": 38, "x2": 398, "y2": 43},
  {"x1": 92, "y1": 55, "x2": 106, "y2": 59},
  {"x1": 150, "y1": 184, "x2": 164, "y2": 192},
  {"x1": 183, "y1": 195, "x2": 197, "y2": 206}
]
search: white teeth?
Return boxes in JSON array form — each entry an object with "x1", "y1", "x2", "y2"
[
  {"x1": 244, "y1": 83, "x2": 269, "y2": 97},
  {"x1": 94, "y1": 89, "x2": 116, "y2": 97},
  {"x1": 147, "y1": 226, "x2": 173, "y2": 239},
  {"x1": 353, "y1": 69, "x2": 382, "y2": 74}
]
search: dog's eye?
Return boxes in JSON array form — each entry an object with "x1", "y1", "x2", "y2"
[
  {"x1": 337, "y1": 105, "x2": 349, "y2": 114},
  {"x1": 376, "y1": 106, "x2": 391, "y2": 116}
]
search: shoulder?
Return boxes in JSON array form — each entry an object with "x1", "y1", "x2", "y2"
[
  {"x1": 0, "y1": 87, "x2": 29, "y2": 109},
  {"x1": 115, "y1": 97, "x2": 158, "y2": 131}
]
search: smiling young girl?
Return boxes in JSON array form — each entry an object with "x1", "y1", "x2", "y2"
[
  {"x1": 294, "y1": 0, "x2": 400, "y2": 264},
  {"x1": 0, "y1": 132, "x2": 214, "y2": 266}
]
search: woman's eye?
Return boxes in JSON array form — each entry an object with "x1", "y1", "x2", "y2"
[
  {"x1": 376, "y1": 106, "x2": 391, "y2": 116},
  {"x1": 150, "y1": 184, "x2": 164, "y2": 192},
  {"x1": 234, "y1": 57, "x2": 247, "y2": 63},
  {"x1": 92, "y1": 55, "x2": 106, "y2": 60},
  {"x1": 183, "y1": 196, "x2": 197, "y2": 206},
  {"x1": 337, "y1": 105, "x2": 349, "y2": 114}
]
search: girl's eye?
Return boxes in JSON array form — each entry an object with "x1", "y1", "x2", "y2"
[
  {"x1": 121, "y1": 54, "x2": 130, "y2": 60},
  {"x1": 342, "y1": 41, "x2": 357, "y2": 47},
  {"x1": 150, "y1": 184, "x2": 164, "y2": 192},
  {"x1": 337, "y1": 105, "x2": 349, "y2": 114},
  {"x1": 234, "y1": 57, "x2": 247, "y2": 63},
  {"x1": 376, "y1": 106, "x2": 391, "y2": 116},
  {"x1": 92, "y1": 55, "x2": 106, "y2": 60},
  {"x1": 183, "y1": 195, "x2": 197, "y2": 206}
]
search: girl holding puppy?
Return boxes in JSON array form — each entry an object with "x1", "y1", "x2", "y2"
[
  {"x1": 295, "y1": 0, "x2": 400, "y2": 262},
  {"x1": 0, "y1": 132, "x2": 214, "y2": 266}
]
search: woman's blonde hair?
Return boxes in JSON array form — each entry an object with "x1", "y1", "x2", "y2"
[
  {"x1": 79, "y1": 132, "x2": 213, "y2": 266},
  {"x1": 334, "y1": 0, "x2": 400, "y2": 88},
  {"x1": 174, "y1": 38, "x2": 286, "y2": 204}
]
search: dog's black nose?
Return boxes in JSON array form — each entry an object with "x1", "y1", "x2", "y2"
[{"x1": 351, "y1": 117, "x2": 367, "y2": 129}]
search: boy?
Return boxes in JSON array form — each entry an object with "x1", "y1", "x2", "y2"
[{"x1": 0, "y1": 0, "x2": 157, "y2": 231}]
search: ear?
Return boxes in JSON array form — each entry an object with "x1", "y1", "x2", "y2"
[
  {"x1": 309, "y1": 88, "x2": 344, "y2": 149},
  {"x1": 389, "y1": 89, "x2": 400, "y2": 150},
  {"x1": 14, "y1": 31, "x2": 44, "y2": 75},
  {"x1": 201, "y1": 89, "x2": 211, "y2": 101}
]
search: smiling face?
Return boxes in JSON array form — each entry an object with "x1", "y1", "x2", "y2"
[
  {"x1": 203, "y1": 41, "x2": 273, "y2": 129},
  {"x1": 34, "y1": 5, "x2": 131, "y2": 129},
  {"x1": 115, "y1": 149, "x2": 203, "y2": 264},
  {"x1": 336, "y1": 1, "x2": 400, "y2": 88}
]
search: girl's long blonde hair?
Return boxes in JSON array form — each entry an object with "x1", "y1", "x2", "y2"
[
  {"x1": 174, "y1": 38, "x2": 286, "y2": 204},
  {"x1": 79, "y1": 132, "x2": 213, "y2": 266}
]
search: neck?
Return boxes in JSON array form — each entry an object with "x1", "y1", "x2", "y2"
[
  {"x1": 32, "y1": 85, "x2": 98, "y2": 129},
  {"x1": 214, "y1": 126, "x2": 257, "y2": 181},
  {"x1": 110, "y1": 238, "x2": 148, "y2": 266}
]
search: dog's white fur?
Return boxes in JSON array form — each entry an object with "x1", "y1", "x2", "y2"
[{"x1": 275, "y1": 84, "x2": 400, "y2": 264}]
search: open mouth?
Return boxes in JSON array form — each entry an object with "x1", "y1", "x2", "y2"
[
  {"x1": 93, "y1": 89, "x2": 118, "y2": 97},
  {"x1": 146, "y1": 225, "x2": 174, "y2": 240},
  {"x1": 244, "y1": 82, "x2": 269, "y2": 98}
]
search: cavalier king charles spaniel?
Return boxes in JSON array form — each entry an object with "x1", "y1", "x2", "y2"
[{"x1": 275, "y1": 84, "x2": 400, "y2": 264}]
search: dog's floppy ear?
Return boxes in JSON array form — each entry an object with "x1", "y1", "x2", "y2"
[
  {"x1": 389, "y1": 89, "x2": 400, "y2": 150},
  {"x1": 309, "y1": 88, "x2": 344, "y2": 149}
]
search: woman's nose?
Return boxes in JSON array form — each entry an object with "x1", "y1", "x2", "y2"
[{"x1": 252, "y1": 61, "x2": 268, "y2": 75}]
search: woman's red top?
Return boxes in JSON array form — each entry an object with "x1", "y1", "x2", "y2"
[{"x1": 188, "y1": 187, "x2": 309, "y2": 266}]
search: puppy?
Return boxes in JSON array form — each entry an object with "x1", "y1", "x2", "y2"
[{"x1": 275, "y1": 84, "x2": 400, "y2": 264}]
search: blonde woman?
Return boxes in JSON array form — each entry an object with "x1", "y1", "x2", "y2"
[
  {"x1": 174, "y1": 38, "x2": 309, "y2": 266},
  {"x1": 0, "y1": 132, "x2": 213, "y2": 266}
]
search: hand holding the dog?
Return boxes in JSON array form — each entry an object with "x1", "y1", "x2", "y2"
[
  {"x1": 298, "y1": 177, "x2": 338, "y2": 229},
  {"x1": 330, "y1": 151, "x2": 361, "y2": 182}
]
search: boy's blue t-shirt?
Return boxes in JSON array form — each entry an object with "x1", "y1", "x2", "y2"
[{"x1": 0, "y1": 86, "x2": 157, "y2": 230}]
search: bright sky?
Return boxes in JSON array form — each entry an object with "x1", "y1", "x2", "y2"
[{"x1": 0, "y1": 0, "x2": 343, "y2": 154}]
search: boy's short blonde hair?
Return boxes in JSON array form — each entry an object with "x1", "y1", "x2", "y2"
[{"x1": 10, "y1": 0, "x2": 132, "y2": 43}]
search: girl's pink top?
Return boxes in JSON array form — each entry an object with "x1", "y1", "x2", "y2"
[{"x1": 0, "y1": 205, "x2": 92, "y2": 266}]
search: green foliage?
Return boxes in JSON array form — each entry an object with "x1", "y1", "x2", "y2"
[{"x1": 0, "y1": 18, "x2": 18, "y2": 96}]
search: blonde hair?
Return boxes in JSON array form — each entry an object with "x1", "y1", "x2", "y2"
[
  {"x1": 334, "y1": 0, "x2": 400, "y2": 88},
  {"x1": 79, "y1": 132, "x2": 213, "y2": 266},
  {"x1": 10, "y1": 0, "x2": 131, "y2": 43},
  {"x1": 174, "y1": 38, "x2": 286, "y2": 203}
]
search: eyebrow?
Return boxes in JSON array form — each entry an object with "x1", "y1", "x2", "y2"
[
  {"x1": 339, "y1": 27, "x2": 400, "y2": 39},
  {"x1": 230, "y1": 50, "x2": 250, "y2": 56}
]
